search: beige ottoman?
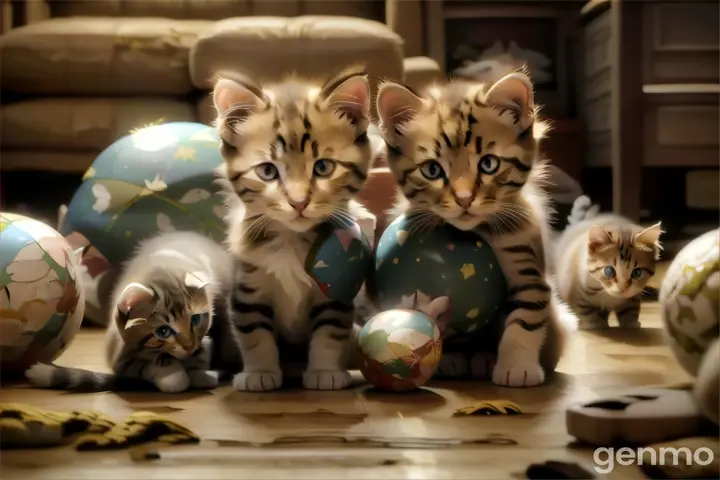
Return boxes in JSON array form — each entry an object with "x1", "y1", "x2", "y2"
[{"x1": 191, "y1": 15, "x2": 405, "y2": 124}]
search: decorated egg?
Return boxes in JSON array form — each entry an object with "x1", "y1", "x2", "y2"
[
  {"x1": 305, "y1": 218, "x2": 372, "y2": 304},
  {"x1": 358, "y1": 308, "x2": 442, "y2": 391},
  {"x1": 374, "y1": 214, "x2": 507, "y2": 336},
  {"x1": 59, "y1": 122, "x2": 226, "y2": 325},
  {"x1": 661, "y1": 228, "x2": 719, "y2": 376},
  {"x1": 0, "y1": 213, "x2": 85, "y2": 374}
]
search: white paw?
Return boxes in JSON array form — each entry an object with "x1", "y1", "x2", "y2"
[
  {"x1": 25, "y1": 363, "x2": 55, "y2": 387},
  {"x1": 187, "y1": 370, "x2": 218, "y2": 389},
  {"x1": 233, "y1": 371, "x2": 282, "y2": 392},
  {"x1": 492, "y1": 360, "x2": 545, "y2": 387},
  {"x1": 470, "y1": 351, "x2": 496, "y2": 379},
  {"x1": 155, "y1": 369, "x2": 190, "y2": 393},
  {"x1": 436, "y1": 353, "x2": 468, "y2": 378},
  {"x1": 303, "y1": 370, "x2": 351, "y2": 390}
]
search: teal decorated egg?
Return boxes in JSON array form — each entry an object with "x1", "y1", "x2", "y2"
[
  {"x1": 59, "y1": 122, "x2": 226, "y2": 266},
  {"x1": 306, "y1": 219, "x2": 372, "y2": 304},
  {"x1": 374, "y1": 214, "x2": 507, "y2": 336},
  {"x1": 358, "y1": 309, "x2": 442, "y2": 391},
  {"x1": 0, "y1": 213, "x2": 84, "y2": 374}
]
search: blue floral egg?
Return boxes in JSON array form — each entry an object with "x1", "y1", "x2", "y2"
[
  {"x1": 305, "y1": 219, "x2": 372, "y2": 304},
  {"x1": 59, "y1": 122, "x2": 226, "y2": 265},
  {"x1": 374, "y1": 214, "x2": 508, "y2": 335}
]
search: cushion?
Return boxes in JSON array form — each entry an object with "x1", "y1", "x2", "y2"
[
  {"x1": 1, "y1": 98, "x2": 196, "y2": 151},
  {"x1": 0, "y1": 17, "x2": 213, "y2": 95},
  {"x1": 190, "y1": 16, "x2": 404, "y2": 92},
  {"x1": 403, "y1": 56, "x2": 444, "y2": 92}
]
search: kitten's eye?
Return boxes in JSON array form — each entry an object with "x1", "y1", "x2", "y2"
[
  {"x1": 631, "y1": 268, "x2": 644, "y2": 280},
  {"x1": 420, "y1": 160, "x2": 445, "y2": 180},
  {"x1": 313, "y1": 159, "x2": 336, "y2": 178},
  {"x1": 154, "y1": 325, "x2": 174, "y2": 339},
  {"x1": 255, "y1": 162, "x2": 279, "y2": 181},
  {"x1": 190, "y1": 313, "x2": 203, "y2": 326},
  {"x1": 478, "y1": 155, "x2": 500, "y2": 175},
  {"x1": 603, "y1": 266, "x2": 616, "y2": 279}
]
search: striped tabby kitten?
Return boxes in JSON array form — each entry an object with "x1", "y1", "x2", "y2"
[
  {"x1": 554, "y1": 196, "x2": 663, "y2": 330},
  {"x1": 375, "y1": 71, "x2": 572, "y2": 387},
  {"x1": 26, "y1": 232, "x2": 242, "y2": 392},
  {"x1": 213, "y1": 68, "x2": 373, "y2": 392}
]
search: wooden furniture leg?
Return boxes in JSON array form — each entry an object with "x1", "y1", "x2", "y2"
[{"x1": 610, "y1": 0, "x2": 644, "y2": 222}]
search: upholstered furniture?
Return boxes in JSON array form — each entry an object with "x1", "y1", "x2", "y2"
[{"x1": 0, "y1": 0, "x2": 443, "y2": 174}]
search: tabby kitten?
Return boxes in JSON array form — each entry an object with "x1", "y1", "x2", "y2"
[
  {"x1": 26, "y1": 231, "x2": 242, "y2": 392},
  {"x1": 213, "y1": 67, "x2": 373, "y2": 392},
  {"x1": 375, "y1": 71, "x2": 572, "y2": 387},
  {"x1": 554, "y1": 195, "x2": 663, "y2": 330}
]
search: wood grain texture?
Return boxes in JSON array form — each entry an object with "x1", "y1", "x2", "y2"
[{"x1": 0, "y1": 297, "x2": 698, "y2": 479}]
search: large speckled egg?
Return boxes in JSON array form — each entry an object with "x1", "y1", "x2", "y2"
[
  {"x1": 661, "y1": 228, "x2": 719, "y2": 376},
  {"x1": 358, "y1": 308, "x2": 442, "y2": 391},
  {"x1": 306, "y1": 219, "x2": 372, "y2": 304},
  {"x1": 374, "y1": 214, "x2": 507, "y2": 336},
  {"x1": 58, "y1": 122, "x2": 226, "y2": 326},
  {"x1": 0, "y1": 213, "x2": 85, "y2": 374}
]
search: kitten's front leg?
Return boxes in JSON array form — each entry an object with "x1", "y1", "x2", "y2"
[
  {"x1": 304, "y1": 301, "x2": 354, "y2": 390},
  {"x1": 615, "y1": 297, "x2": 641, "y2": 329},
  {"x1": 573, "y1": 301, "x2": 610, "y2": 330},
  {"x1": 230, "y1": 275, "x2": 283, "y2": 392},
  {"x1": 143, "y1": 354, "x2": 190, "y2": 393},
  {"x1": 484, "y1": 232, "x2": 551, "y2": 387},
  {"x1": 185, "y1": 336, "x2": 218, "y2": 389}
]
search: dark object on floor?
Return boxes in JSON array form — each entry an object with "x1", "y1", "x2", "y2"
[
  {"x1": 525, "y1": 460, "x2": 596, "y2": 479},
  {"x1": 641, "y1": 286, "x2": 659, "y2": 302},
  {"x1": 0, "y1": 403, "x2": 199, "y2": 450}
]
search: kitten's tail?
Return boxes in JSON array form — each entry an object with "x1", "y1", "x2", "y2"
[
  {"x1": 567, "y1": 195, "x2": 601, "y2": 226},
  {"x1": 25, "y1": 363, "x2": 142, "y2": 392}
]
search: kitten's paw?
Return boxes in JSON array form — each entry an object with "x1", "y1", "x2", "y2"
[
  {"x1": 303, "y1": 370, "x2": 351, "y2": 390},
  {"x1": 187, "y1": 370, "x2": 219, "y2": 389},
  {"x1": 436, "y1": 353, "x2": 468, "y2": 378},
  {"x1": 155, "y1": 369, "x2": 190, "y2": 393},
  {"x1": 233, "y1": 371, "x2": 282, "y2": 392},
  {"x1": 470, "y1": 352, "x2": 496, "y2": 379},
  {"x1": 492, "y1": 360, "x2": 545, "y2": 388}
]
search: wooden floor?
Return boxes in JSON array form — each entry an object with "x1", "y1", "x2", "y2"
[{"x1": 0, "y1": 300, "x2": 696, "y2": 480}]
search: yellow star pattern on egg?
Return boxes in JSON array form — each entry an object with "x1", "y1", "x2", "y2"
[
  {"x1": 476, "y1": 241, "x2": 483, "y2": 247},
  {"x1": 460, "y1": 263, "x2": 476, "y2": 280},
  {"x1": 396, "y1": 229, "x2": 409, "y2": 246},
  {"x1": 466, "y1": 307, "x2": 479, "y2": 319},
  {"x1": 174, "y1": 146, "x2": 197, "y2": 161},
  {"x1": 393, "y1": 257, "x2": 399, "y2": 265},
  {"x1": 83, "y1": 167, "x2": 96, "y2": 181}
]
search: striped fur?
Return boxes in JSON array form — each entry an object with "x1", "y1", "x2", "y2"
[
  {"x1": 25, "y1": 232, "x2": 242, "y2": 392},
  {"x1": 213, "y1": 67, "x2": 373, "y2": 392},
  {"x1": 554, "y1": 202, "x2": 663, "y2": 330},
  {"x1": 376, "y1": 71, "x2": 574, "y2": 387}
]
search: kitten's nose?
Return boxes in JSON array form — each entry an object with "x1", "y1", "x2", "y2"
[
  {"x1": 289, "y1": 199, "x2": 308, "y2": 213},
  {"x1": 455, "y1": 191, "x2": 475, "y2": 209}
]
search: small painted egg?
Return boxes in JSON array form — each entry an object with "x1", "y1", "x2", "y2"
[
  {"x1": 0, "y1": 213, "x2": 85, "y2": 373},
  {"x1": 358, "y1": 309, "x2": 442, "y2": 391}
]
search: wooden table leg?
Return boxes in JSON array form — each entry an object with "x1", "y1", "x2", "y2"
[{"x1": 610, "y1": 0, "x2": 644, "y2": 222}]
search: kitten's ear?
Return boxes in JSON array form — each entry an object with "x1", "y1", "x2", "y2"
[
  {"x1": 319, "y1": 70, "x2": 371, "y2": 132},
  {"x1": 184, "y1": 271, "x2": 209, "y2": 290},
  {"x1": 588, "y1": 225, "x2": 614, "y2": 253},
  {"x1": 426, "y1": 296, "x2": 452, "y2": 335},
  {"x1": 633, "y1": 222, "x2": 664, "y2": 251},
  {"x1": 485, "y1": 72, "x2": 535, "y2": 131},
  {"x1": 213, "y1": 75, "x2": 266, "y2": 147},
  {"x1": 116, "y1": 282, "x2": 155, "y2": 329},
  {"x1": 376, "y1": 82, "x2": 425, "y2": 147}
]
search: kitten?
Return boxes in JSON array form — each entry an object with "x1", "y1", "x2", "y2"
[
  {"x1": 213, "y1": 67, "x2": 373, "y2": 392},
  {"x1": 25, "y1": 231, "x2": 243, "y2": 392},
  {"x1": 554, "y1": 195, "x2": 663, "y2": 330},
  {"x1": 374, "y1": 70, "x2": 574, "y2": 387}
]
